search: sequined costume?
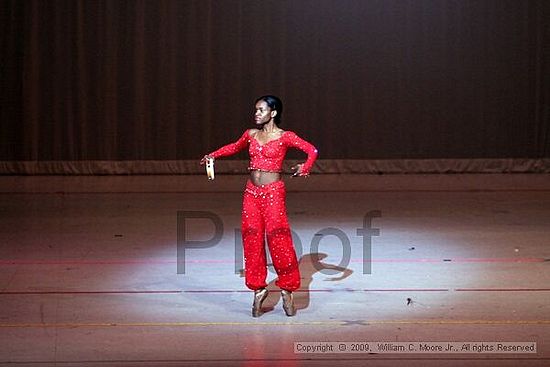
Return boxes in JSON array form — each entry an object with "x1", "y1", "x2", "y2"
[{"x1": 209, "y1": 130, "x2": 318, "y2": 291}]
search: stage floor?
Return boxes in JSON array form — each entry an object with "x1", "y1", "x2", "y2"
[{"x1": 0, "y1": 174, "x2": 549, "y2": 366}]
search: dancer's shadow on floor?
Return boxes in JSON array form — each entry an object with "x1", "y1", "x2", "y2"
[{"x1": 240, "y1": 253, "x2": 353, "y2": 314}]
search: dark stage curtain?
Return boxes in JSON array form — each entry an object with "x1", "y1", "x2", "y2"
[{"x1": 1, "y1": 0, "x2": 549, "y2": 172}]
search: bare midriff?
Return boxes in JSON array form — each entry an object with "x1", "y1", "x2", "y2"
[{"x1": 249, "y1": 169, "x2": 281, "y2": 186}]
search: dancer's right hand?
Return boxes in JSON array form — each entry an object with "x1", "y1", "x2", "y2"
[{"x1": 200, "y1": 155, "x2": 213, "y2": 165}]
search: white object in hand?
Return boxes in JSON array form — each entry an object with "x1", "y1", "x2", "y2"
[{"x1": 206, "y1": 157, "x2": 215, "y2": 180}]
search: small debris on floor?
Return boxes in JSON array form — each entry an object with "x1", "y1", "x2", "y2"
[{"x1": 407, "y1": 297, "x2": 412, "y2": 305}]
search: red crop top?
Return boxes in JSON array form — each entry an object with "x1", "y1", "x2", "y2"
[{"x1": 208, "y1": 130, "x2": 318, "y2": 174}]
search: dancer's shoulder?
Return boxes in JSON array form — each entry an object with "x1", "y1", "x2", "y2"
[{"x1": 247, "y1": 128, "x2": 260, "y2": 137}]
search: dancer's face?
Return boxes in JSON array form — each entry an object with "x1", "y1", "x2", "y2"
[{"x1": 254, "y1": 100, "x2": 275, "y2": 125}]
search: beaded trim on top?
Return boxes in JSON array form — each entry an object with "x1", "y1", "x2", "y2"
[{"x1": 248, "y1": 167, "x2": 282, "y2": 173}]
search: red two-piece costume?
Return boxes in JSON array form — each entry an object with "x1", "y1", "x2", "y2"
[{"x1": 209, "y1": 130, "x2": 318, "y2": 291}]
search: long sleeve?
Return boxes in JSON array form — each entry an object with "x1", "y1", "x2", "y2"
[
  {"x1": 284, "y1": 131, "x2": 318, "y2": 174},
  {"x1": 209, "y1": 130, "x2": 250, "y2": 159}
]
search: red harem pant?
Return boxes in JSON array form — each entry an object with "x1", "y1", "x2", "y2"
[{"x1": 241, "y1": 179, "x2": 301, "y2": 292}]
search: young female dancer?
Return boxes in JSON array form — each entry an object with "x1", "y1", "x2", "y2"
[{"x1": 201, "y1": 95, "x2": 318, "y2": 317}]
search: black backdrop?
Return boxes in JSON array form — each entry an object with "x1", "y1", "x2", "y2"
[{"x1": 1, "y1": 0, "x2": 549, "y2": 169}]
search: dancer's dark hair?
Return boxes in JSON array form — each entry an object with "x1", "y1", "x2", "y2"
[{"x1": 256, "y1": 95, "x2": 283, "y2": 124}]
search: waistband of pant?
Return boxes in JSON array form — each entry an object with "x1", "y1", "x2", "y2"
[{"x1": 245, "y1": 179, "x2": 285, "y2": 196}]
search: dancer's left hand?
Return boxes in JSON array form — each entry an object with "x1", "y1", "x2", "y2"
[{"x1": 291, "y1": 163, "x2": 308, "y2": 177}]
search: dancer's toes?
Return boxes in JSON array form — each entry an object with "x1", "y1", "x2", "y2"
[
  {"x1": 281, "y1": 290, "x2": 296, "y2": 317},
  {"x1": 252, "y1": 288, "x2": 268, "y2": 317}
]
